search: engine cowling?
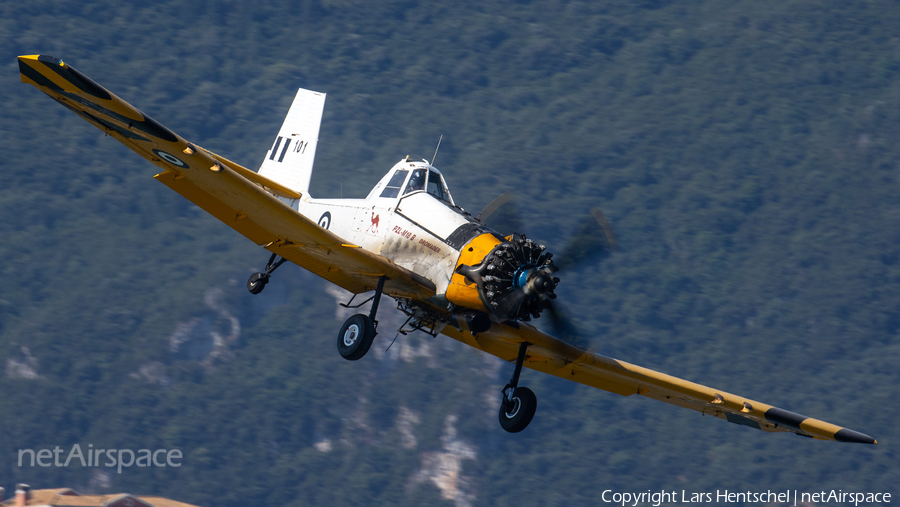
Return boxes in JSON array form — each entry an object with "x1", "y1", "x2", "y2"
[{"x1": 447, "y1": 233, "x2": 559, "y2": 322}]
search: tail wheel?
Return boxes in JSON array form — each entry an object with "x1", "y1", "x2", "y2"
[
  {"x1": 337, "y1": 314, "x2": 376, "y2": 361},
  {"x1": 247, "y1": 272, "x2": 268, "y2": 294},
  {"x1": 499, "y1": 386, "x2": 537, "y2": 433}
]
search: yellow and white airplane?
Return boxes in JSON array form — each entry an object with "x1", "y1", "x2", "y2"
[{"x1": 18, "y1": 54, "x2": 876, "y2": 442}]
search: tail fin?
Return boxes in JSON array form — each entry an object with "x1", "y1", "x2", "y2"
[{"x1": 258, "y1": 88, "x2": 326, "y2": 195}]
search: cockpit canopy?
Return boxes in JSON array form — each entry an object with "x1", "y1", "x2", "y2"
[{"x1": 372, "y1": 160, "x2": 454, "y2": 205}]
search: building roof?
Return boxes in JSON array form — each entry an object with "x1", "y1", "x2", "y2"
[{"x1": 1, "y1": 489, "x2": 200, "y2": 507}]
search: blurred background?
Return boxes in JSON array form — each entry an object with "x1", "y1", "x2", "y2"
[{"x1": 1, "y1": 1, "x2": 897, "y2": 505}]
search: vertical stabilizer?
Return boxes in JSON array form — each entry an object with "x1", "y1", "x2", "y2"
[{"x1": 258, "y1": 88, "x2": 326, "y2": 195}]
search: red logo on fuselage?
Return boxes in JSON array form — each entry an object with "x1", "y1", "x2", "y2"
[{"x1": 367, "y1": 212, "x2": 380, "y2": 233}]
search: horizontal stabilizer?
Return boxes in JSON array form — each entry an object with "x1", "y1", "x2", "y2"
[{"x1": 258, "y1": 88, "x2": 326, "y2": 195}]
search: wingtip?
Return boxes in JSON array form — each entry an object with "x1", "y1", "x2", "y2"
[
  {"x1": 18, "y1": 55, "x2": 65, "y2": 81},
  {"x1": 17, "y1": 54, "x2": 67, "y2": 68},
  {"x1": 834, "y1": 428, "x2": 877, "y2": 445}
]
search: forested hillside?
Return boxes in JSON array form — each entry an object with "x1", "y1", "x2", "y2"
[{"x1": 2, "y1": 1, "x2": 898, "y2": 505}]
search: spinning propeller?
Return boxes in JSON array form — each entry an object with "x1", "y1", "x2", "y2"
[{"x1": 476, "y1": 192, "x2": 619, "y2": 342}]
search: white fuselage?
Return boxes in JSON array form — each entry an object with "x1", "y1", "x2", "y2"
[{"x1": 287, "y1": 159, "x2": 478, "y2": 298}]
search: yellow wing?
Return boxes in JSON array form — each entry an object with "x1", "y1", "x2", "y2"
[
  {"x1": 444, "y1": 314, "x2": 877, "y2": 444},
  {"x1": 18, "y1": 55, "x2": 435, "y2": 300}
]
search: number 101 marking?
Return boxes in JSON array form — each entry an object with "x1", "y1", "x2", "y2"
[{"x1": 294, "y1": 140, "x2": 308, "y2": 154}]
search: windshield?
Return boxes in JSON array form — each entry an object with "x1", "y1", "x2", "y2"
[{"x1": 403, "y1": 169, "x2": 426, "y2": 195}]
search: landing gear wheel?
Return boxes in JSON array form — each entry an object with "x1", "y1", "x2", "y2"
[
  {"x1": 499, "y1": 386, "x2": 536, "y2": 433},
  {"x1": 337, "y1": 314, "x2": 376, "y2": 361},
  {"x1": 247, "y1": 272, "x2": 269, "y2": 294}
]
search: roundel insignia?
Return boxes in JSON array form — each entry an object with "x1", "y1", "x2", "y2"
[
  {"x1": 318, "y1": 211, "x2": 332, "y2": 229},
  {"x1": 152, "y1": 149, "x2": 188, "y2": 168}
]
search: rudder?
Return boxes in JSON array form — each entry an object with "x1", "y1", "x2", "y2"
[{"x1": 258, "y1": 87, "x2": 326, "y2": 195}]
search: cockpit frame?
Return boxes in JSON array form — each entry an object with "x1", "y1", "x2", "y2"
[{"x1": 376, "y1": 162, "x2": 455, "y2": 206}]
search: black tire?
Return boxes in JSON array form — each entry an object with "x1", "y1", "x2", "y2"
[
  {"x1": 247, "y1": 272, "x2": 268, "y2": 294},
  {"x1": 498, "y1": 386, "x2": 537, "y2": 433},
  {"x1": 337, "y1": 314, "x2": 376, "y2": 361}
]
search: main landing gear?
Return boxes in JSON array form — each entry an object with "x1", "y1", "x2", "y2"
[
  {"x1": 247, "y1": 253, "x2": 287, "y2": 295},
  {"x1": 337, "y1": 276, "x2": 386, "y2": 361},
  {"x1": 499, "y1": 342, "x2": 537, "y2": 433}
]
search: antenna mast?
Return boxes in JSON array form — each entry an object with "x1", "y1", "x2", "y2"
[{"x1": 431, "y1": 135, "x2": 443, "y2": 166}]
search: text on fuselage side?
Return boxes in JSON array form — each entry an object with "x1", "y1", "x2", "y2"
[{"x1": 392, "y1": 226, "x2": 442, "y2": 253}]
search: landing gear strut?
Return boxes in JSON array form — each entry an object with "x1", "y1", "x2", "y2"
[
  {"x1": 247, "y1": 253, "x2": 287, "y2": 295},
  {"x1": 499, "y1": 342, "x2": 537, "y2": 433},
  {"x1": 337, "y1": 276, "x2": 386, "y2": 361}
]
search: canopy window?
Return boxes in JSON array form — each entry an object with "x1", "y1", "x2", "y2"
[{"x1": 380, "y1": 169, "x2": 409, "y2": 198}]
